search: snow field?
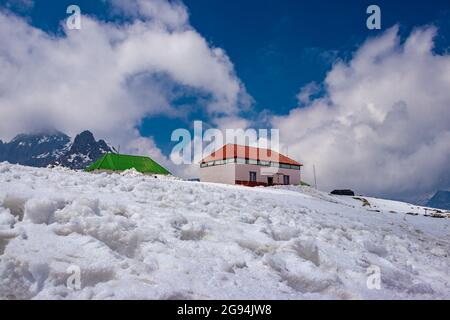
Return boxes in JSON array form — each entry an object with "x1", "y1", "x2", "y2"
[{"x1": 0, "y1": 162, "x2": 449, "y2": 299}]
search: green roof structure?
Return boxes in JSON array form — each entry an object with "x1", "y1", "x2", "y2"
[{"x1": 85, "y1": 153, "x2": 171, "y2": 175}]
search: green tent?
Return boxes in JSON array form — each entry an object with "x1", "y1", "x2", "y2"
[{"x1": 85, "y1": 153, "x2": 171, "y2": 175}]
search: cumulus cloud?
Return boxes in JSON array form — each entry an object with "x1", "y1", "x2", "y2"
[
  {"x1": 272, "y1": 26, "x2": 450, "y2": 201},
  {"x1": 0, "y1": 0, "x2": 250, "y2": 176}
]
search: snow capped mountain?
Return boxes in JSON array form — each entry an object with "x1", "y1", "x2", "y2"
[
  {"x1": 0, "y1": 130, "x2": 114, "y2": 170},
  {"x1": 0, "y1": 131, "x2": 71, "y2": 167},
  {"x1": 0, "y1": 163, "x2": 449, "y2": 300},
  {"x1": 53, "y1": 131, "x2": 115, "y2": 170}
]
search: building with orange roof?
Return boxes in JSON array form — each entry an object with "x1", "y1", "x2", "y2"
[{"x1": 199, "y1": 144, "x2": 302, "y2": 186}]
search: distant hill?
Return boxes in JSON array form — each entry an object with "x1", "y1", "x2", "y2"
[
  {"x1": 0, "y1": 130, "x2": 114, "y2": 170},
  {"x1": 426, "y1": 191, "x2": 450, "y2": 210}
]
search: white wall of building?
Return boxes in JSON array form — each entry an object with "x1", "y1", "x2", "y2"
[
  {"x1": 199, "y1": 163, "x2": 301, "y2": 186},
  {"x1": 199, "y1": 163, "x2": 237, "y2": 184},
  {"x1": 234, "y1": 164, "x2": 300, "y2": 185}
]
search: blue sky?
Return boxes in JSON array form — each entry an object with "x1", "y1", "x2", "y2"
[
  {"x1": 4, "y1": 0, "x2": 450, "y2": 153},
  {"x1": 1, "y1": 0, "x2": 450, "y2": 201}
]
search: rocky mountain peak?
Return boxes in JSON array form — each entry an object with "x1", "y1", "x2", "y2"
[
  {"x1": 54, "y1": 130, "x2": 114, "y2": 170},
  {"x1": 0, "y1": 130, "x2": 113, "y2": 170}
]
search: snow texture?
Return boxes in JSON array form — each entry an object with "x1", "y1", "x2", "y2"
[{"x1": 0, "y1": 162, "x2": 449, "y2": 299}]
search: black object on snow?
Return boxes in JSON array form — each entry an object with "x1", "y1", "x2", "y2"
[{"x1": 331, "y1": 189, "x2": 355, "y2": 196}]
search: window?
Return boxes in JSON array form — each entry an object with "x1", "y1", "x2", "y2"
[
  {"x1": 248, "y1": 159, "x2": 257, "y2": 165},
  {"x1": 249, "y1": 171, "x2": 257, "y2": 182},
  {"x1": 200, "y1": 162, "x2": 213, "y2": 167},
  {"x1": 258, "y1": 160, "x2": 270, "y2": 166},
  {"x1": 283, "y1": 175, "x2": 290, "y2": 185}
]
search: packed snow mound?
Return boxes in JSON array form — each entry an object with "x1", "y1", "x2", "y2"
[{"x1": 0, "y1": 162, "x2": 449, "y2": 300}]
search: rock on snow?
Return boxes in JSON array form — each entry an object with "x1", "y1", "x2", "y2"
[{"x1": 0, "y1": 162, "x2": 449, "y2": 299}]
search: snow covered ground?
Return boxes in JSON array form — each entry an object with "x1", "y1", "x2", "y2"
[{"x1": 0, "y1": 162, "x2": 449, "y2": 300}]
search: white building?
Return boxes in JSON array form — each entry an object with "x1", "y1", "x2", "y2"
[{"x1": 199, "y1": 144, "x2": 302, "y2": 186}]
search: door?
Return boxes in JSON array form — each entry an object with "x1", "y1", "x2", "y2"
[
  {"x1": 249, "y1": 171, "x2": 257, "y2": 182},
  {"x1": 267, "y1": 177, "x2": 274, "y2": 186}
]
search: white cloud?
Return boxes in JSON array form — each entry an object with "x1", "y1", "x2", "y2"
[
  {"x1": 296, "y1": 81, "x2": 320, "y2": 105},
  {"x1": 108, "y1": 0, "x2": 189, "y2": 30},
  {"x1": 272, "y1": 26, "x2": 450, "y2": 200},
  {"x1": 0, "y1": 1, "x2": 250, "y2": 177},
  {"x1": 125, "y1": 133, "x2": 177, "y2": 173},
  {"x1": 213, "y1": 116, "x2": 251, "y2": 131}
]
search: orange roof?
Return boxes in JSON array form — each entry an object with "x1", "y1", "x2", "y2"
[{"x1": 200, "y1": 144, "x2": 302, "y2": 166}]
